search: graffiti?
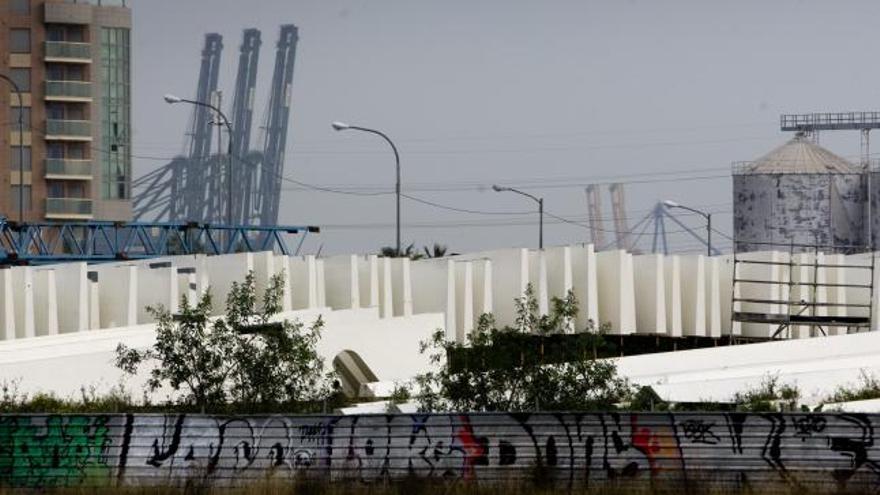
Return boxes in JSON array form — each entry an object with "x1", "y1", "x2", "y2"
[
  {"x1": 2, "y1": 412, "x2": 880, "y2": 491},
  {"x1": 680, "y1": 419, "x2": 720, "y2": 445},
  {"x1": 0, "y1": 415, "x2": 116, "y2": 487}
]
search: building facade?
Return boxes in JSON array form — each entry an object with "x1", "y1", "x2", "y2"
[{"x1": 0, "y1": 0, "x2": 131, "y2": 223}]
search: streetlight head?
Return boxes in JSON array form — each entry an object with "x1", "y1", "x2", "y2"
[
  {"x1": 491, "y1": 184, "x2": 505, "y2": 192},
  {"x1": 163, "y1": 94, "x2": 183, "y2": 104},
  {"x1": 662, "y1": 200, "x2": 680, "y2": 208},
  {"x1": 331, "y1": 121, "x2": 351, "y2": 131}
]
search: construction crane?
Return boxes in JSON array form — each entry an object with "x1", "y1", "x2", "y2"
[
  {"x1": 609, "y1": 183, "x2": 631, "y2": 250},
  {"x1": 584, "y1": 184, "x2": 605, "y2": 248},
  {"x1": 253, "y1": 24, "x2": 299, "y2": 226},
  {"x1": 132, "y1": 26, "x2": 299, "y2": 228}
]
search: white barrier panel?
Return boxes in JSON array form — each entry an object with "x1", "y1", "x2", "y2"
[
  {"x1": 32, "y1": 269, "x2": 58, "y2": 336},
  {"x1": 290, "y1": 255, "x2": 318, "y2": 310},
  {"x1": 391, "y1": 257, "x2": 413, "y2": 317},
  {"x1": 679, "y1": 255, "x2": 706, "y2": 337},
  {"x1": 173, "y1": 255, "x2": 209, "y2": 298},
  {"x1": 95, "y1": 265, "x2": 137, "y2": 329},
  {"x1": 137, "y1": 264, "x2": 179, "y2": 324},
  {"x1": 11, "y1": 266, "x2": 34, "y2": 339},
  {"x1": 595, "y1": 250, "x2": 636, "y2": 335},
  {"x1": 89, "y1": 280, "x2": 99, "y2": 330},
  {"x1": 632, "y1": 254, "x2": 666, "y2": 335},
  {"x1": 664, "y1": 255, "x2": 683, "y2": 337},
  {"x1": 204, "y1": 253, "x2": 254, "y2": 315},
  {"x1": 324, "y1": 255, "x2": 360, "y2": 310},
  {"x1": 411, "y1": 258, "x2": 457, "y2": 341},
  {"x1": 357, "y1": 255, "x2": 379, "y2": 311},
  {"x1": 570, "y1": 244, "x2": 599, "y2": 330},
  {"x1": 0, "y1": 269, "x2": 14, "y2": 340},
  {"x1": 53, "y1": 263, "x2": 88, "y2": 334},
  {"x1": 825, "y1": 253, "x2": 846, "y2": 336}
]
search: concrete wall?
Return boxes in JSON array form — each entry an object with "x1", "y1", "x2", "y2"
[{"x1": 0, "y1": 412, "x2": 876, "y2": 492}]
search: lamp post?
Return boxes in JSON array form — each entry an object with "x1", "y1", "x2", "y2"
[
  {"x1": 331, "y1": 121, "x2": 401, "y2": 255},
  {"x1": 1, "y1": 74, "x2": 25, "y2": 223},
  {"x1": 663, "y1": 199, "x2": 712, "y2": 256},
  {"x1": 164, "y1": 94, "x2": 234, "y2": 225},
  {"x1": 492, "y1": 185, "x2": 543, "y2": 250}
]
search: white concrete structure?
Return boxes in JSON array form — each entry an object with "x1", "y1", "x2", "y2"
[{"x1": 0, "y1": 245, "x2": 879, "y2": 407}]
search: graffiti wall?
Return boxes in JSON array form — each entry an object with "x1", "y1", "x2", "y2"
[{"x1": 0, "y1": 412, "x2": 879, "y2": 491}]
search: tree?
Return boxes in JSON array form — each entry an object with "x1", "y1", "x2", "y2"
[
  {"x1": 415, "y1": 286, "x2": 632, "y2": 412},
  {"x1": 116, "y1": 272, "x2": 328, "y2": 411}
]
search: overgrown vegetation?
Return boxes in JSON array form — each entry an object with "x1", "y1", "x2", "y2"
[
  {"x1": 115, "y1": 272, "x2": 337, "y2": 413},
  {"x1": 379, "y1": 242, "x2": 449, "y2": 259},
  {"x1": 732, "y1": 375, "x2": 801, "y2": 412},
  {"x1": 824, "y1": 370, "x2": 880, "y2": 404},
  {"x1": 414, "y1": 286, "x2": 633, "y2": 412}
]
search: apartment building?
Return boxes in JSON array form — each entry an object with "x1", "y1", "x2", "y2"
[{"x1": 0, "y1": 0, "x2": 131, "y2": 223}]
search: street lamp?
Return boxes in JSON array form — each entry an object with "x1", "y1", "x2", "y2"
[
  {"x1": 663, "y1": 199, "x2": 713, "y2": 256},
  {"x1": 164, "y1": 94, "x2": 234, "y2": 225},
  {"x1": 1, "y1": 74, "x2": 25, "y2": 223},
  {"x1": 331, "y1": 121, "x2": 402, "y2": 255},
  {"x1": 493, "y1": 185, "x2": 544, "y2": 250}
]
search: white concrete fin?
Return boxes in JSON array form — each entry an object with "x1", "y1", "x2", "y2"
[
  {"x1": 11, "y1": 266, "x2": 35, "y2": 339},
  {"x1": 391, "y1": 257, "x2": 412, "y2": 317},
  {"x1": 664, "y1": 255, "x2": 683, "y2": 337},
  {"x1": 137, "y1": 264, "x2": 178, "y2": 324},
  {"x1": 528, "y1": 250, "x2": 550, "y2": 317},
  {"x1": 737, "y1": 250, "x2": 783, "y2": 338},
  {"x1": 273, "y1": 254, "x2": 293, "y2": 312},
  {"x1": 455, "y1": 248, "x2": 528, "y2": 329},
  {"x1": 54, "y1": 263, "x2": 88, "y2": 334},
  {"x1": 357, "y1": 255, "x2": 380, "y2": 310},
  {"x1": 290, "y1": 255, "x2": 318, "y2": 310},
  {"x1": 544, "y1": 246, "x2": 574, "y2": 331},
  {"x1": 472, "y1": 258, "x2": 493, "y2": 326},
  {"x1": 704, "y1": 256, "x2": 722, "y2": 338},
  {"x1": 596, "y1": 250, "x2": 636, "y2": 335},
  {"x1": 411, "y1": 258, "x2": 456, "y2": 338},
  {"x1": 679, "y1": 255, "x2": 706, "y2": 337},
  {"x1": 569, "y1": 244, "x2": 598, "y2": 331},
  {"x1": 454, "y1": 260, "x2": 474, "y2": 341},
  {"x1": 316, "y1": 259, "x2": 327, "y2": 308},
  {"x1": 717, "y1": 255, "x2": 740, "y2": 337},
  {"x1": 378, "y1": 257, "x2": 392, "y2": 318},
  {"x1": 95, "y1": 264, "x2": 137, "y2": 329},
  {"x1": 204, "y1": 252, "x2": 254, "y2": 315},
  {"x1": 88, "y1": 280, "x2": 99, "y2": 330},
  {"x1": 325, "y1": 255, "x2": 361, "y2": 310},
  {"x1": 0, "y1": 269, "x2": 14, "y2": 340},
  {"x1": 633, "y1": 254, "x2": 666, "y2": 335},
  {"x1": 33, "y1": 269, "x2": 59, "y2": 336},
  {"x1": 252, "y1": 251, "x2": 276, "y2": 303}
]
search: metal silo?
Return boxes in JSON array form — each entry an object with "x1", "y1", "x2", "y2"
[{"x1": 733, "y1": 133, "x2": 866, "y2": 252}]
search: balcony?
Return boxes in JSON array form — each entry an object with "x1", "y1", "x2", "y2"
[
  {"x1": 45, "y1": 120, "x2": 92, "y2": 141},
  {"x1": 45, "y1": 198, "x2": 93, "y2": 220},
  {"x1": 44, "y1": 81, "x2": 92, "y2": 102},
  {"x1": 45, "y1": 159, "x2": 92, "y2": 180},
  {"x1": 44, "y1": 41, "x2": 91, "y2": 63}
]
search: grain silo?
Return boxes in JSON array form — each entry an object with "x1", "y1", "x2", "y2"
[{"x1": 733, "y1": 133, "x2": 867, "y2": 252}]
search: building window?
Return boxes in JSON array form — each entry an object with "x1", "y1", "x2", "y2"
[
  {"x1": 48, "y1": 182, "x2": 63, "y2": 198},
  {"x1": 10, "y1": 146, "x2": 31, "y2": 171},
  {"x1": 47, "y1": 143, "x2": 64, "y2": 159},
  {"x1": 10, "y1": 0, "x2": 30, "y2": 15},
  {"x1": 100, "y1": 27, "x2": 131, "y2": 200},
  {"x1": 10, "y1": 29, "x2": 31, "y2": 53},
  {"x1": 10, "y1": 107, "x2": 31, "y2": 127},
  {"x1": 10, "y1": 185, "x2": 32, "y2": 211},
  {"x1": 9, "y1": 69, "x2": 30, "y2": 92},
  {"x1": 46, "y1": 103, "x2": 64, "y2": 120}
]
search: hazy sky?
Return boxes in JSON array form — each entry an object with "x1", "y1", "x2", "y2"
[{"x1": 132, "y1": 0, "x2": 879, "y2": 256}]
